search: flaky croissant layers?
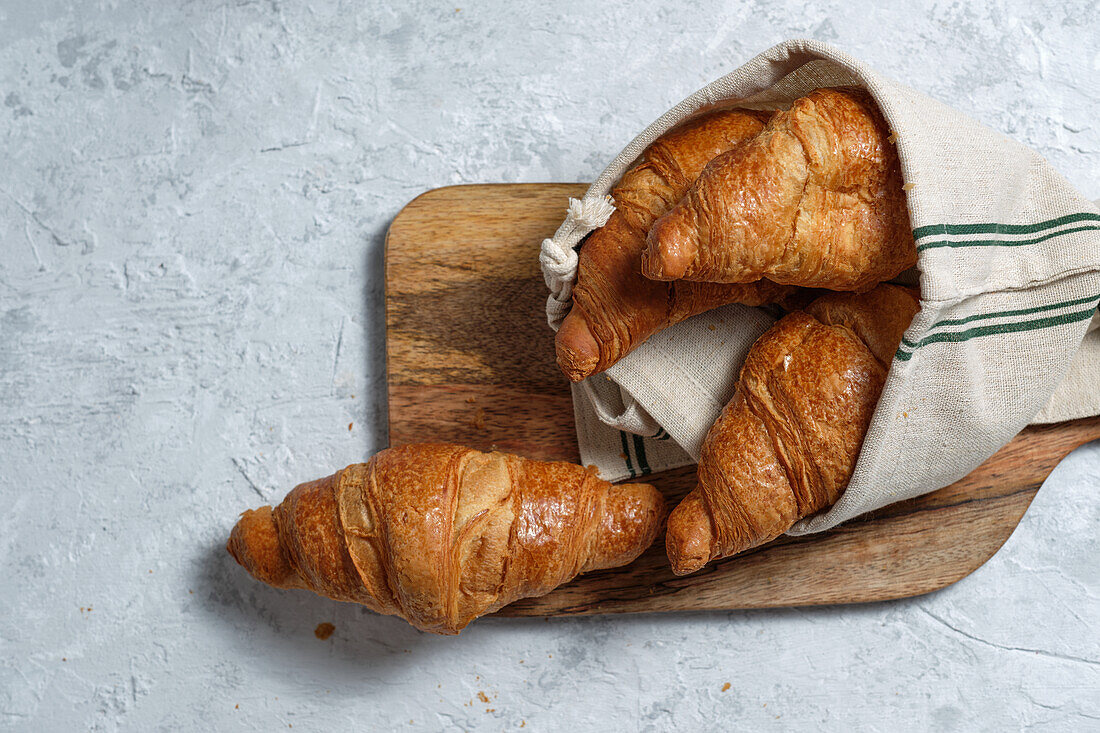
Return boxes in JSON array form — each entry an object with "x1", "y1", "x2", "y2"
[
  {"x1": 555, "y1": 106, "x2": 796, "y2": 381},
  {"x1": 642, "y1": 87, "x2": 915, "y2": 291},
  {"x1": 229, "y1": 87, "x2": 923, "y2": 632},
  {"x1": 556, "y1": 87, "x2": 916, "y2": 384},
  {"x1": 666, "y1": 285, "x2": 920, "y2": 575},
  {"x1": 228, "y1": 444, "x2": 665, "y2": 634}
]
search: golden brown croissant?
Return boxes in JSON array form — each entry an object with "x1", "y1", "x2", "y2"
[
  {"x1": 665, "y1": 284, "x2": 920, "y2": 575},
  {"x1": 227, "y1": 444, "x2": 665, "y2": 633},
  {"x1": 642, "y1": 88, "x2": 916, "y2": 292},
  {"x1": 556, "y1": 106, "x2": 797, "y2": 382}
]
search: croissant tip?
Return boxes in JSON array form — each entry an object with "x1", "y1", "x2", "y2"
[
  {"x1": 555, "y1": 312, "x2": 600, "y2": 382},
  {"x1": 665, "y1": 543, "x2": 707, "y2": 576},
  {"x1": 227, "y1": 506, "x2": 303, "y2": 590},
  {"x1": 640, "y1": 226, "x2": 684, "y2": 282},
  {"x1": 664, "y1": 493, "x2": 714, "y2": 575},
  {"x1": 556, "y1": 352, "x2": 594, "y2": 383}
]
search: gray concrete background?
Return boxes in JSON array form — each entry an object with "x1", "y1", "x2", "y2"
[{"x1": 2, "y1": 1, "x2": 1098, "y2": 730}]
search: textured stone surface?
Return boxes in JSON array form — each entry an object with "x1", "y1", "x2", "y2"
[{"x1": 1, "y1": 1, "x2": 1098, "y2": 730}]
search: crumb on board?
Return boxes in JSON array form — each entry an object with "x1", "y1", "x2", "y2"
[
  {"x1": 348, "y1": 422, "x2": 353, "y2": 431},
  {"x1": 314, "y1": 622, "x2": 335, "y2": 640},
  {"x1": 722, "y1": 682, "x2": 731, "y2": 692},
  {"x1": 903, "y1": 182, "x2": 915, "y2": 190},
  {"x1": 477, "y1": 691, "x2": 489, "y2": 703}
]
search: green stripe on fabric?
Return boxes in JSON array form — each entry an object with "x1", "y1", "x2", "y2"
[
  {"x1": 911, "y1": 212, "x2": 1100, "y2": 240},
  {"x1": 619, "y1": 430, "x2": 637, "y2": 479},
  {"x1": 916, "y1": 224, "x2": 1100, "y2": 252},
  {"x1": 631, "y1": 434, "x2": 651, "y2": 476},
  {"x1": 900, "y1": 292, "x2": 1100, "y2": 348},
  {"x1": 895, "y1": 304, "x2": 1098, "y2": 361}
]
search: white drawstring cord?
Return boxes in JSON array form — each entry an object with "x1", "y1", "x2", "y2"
[{"x1": 539, "y1": 195, "x2": 616, "y2": 330}]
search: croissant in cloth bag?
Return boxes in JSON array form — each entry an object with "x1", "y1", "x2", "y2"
[
  {"x1": 542, "y1": 40, "x2": 1100, "y2": 551},
  {"x1": 227, "y1": 444, "x2": 665, "y2": 634},
  {"x1": 642, "y1": 87, "x2": 916, "y2": 292},
  {"x1": 665, "y1": 284, "x2": 920, "y2": 574},
  {"x1": 556, "y1": 106, "x2": 797, "y2": 382}
]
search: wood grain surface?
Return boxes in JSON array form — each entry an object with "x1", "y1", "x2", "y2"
[{"x1": 385, "y1": 183, "x2": 1100, "y2": 616}]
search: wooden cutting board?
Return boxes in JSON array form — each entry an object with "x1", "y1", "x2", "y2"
[{"x1": 385, "y1": 183, "x2": 1100, "y2": 617}]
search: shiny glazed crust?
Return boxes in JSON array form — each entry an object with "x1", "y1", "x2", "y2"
[
  {"x1": 556, "y1": 106, "x2": 796, "y2": 382},
  {"x1": 227, "y1": 444, "x2": 666, "y2": 634},
  {"x1": 642, "y1": 87, "x2": 916, "y2": 292},
  {"x1": 665, "y1": 285, "x2": 920, "y2": 575}
]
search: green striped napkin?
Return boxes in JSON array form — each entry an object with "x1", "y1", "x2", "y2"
[{"x1": 540, "y1": 39, "x2": 1100, "y2": 534}]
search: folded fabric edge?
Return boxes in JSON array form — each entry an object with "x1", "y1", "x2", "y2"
[{"x1": 571, "y1": 383, "x2": 695, "y2": 483}]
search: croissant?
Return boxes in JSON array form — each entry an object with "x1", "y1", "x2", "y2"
[
  {"x1": 665, "y1": 284, "x2": 920, "y2": 575},
  {"x1": 556, "y1": 106, "x2": 797, "y2": 382},
  {"x1": 642, "y1": 87, "x2": 916, "y2": 292},
  {"x1": 227, "y1": 444, "x2": 665, "y2": 634}
]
